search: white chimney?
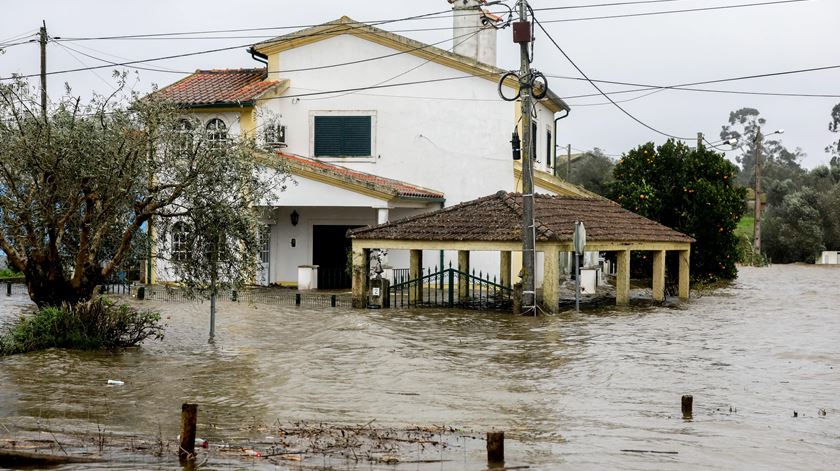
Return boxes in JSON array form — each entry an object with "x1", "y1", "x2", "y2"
[{"x1": 449, "y1": 0, "x2": 498, "y2": 66}]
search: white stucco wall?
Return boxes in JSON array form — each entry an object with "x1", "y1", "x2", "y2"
[
  {"x1": 257, "y1": 34, "x2": 557, "y2": 204},
  {"x1": 175, "y1": 33, "x2": 566, "y2": 285}
]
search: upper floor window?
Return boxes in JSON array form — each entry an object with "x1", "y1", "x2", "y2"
[
  {"x1": 205, "y1": 118, "x2": 228, "y2": 145},
  {"x1": 313, "y1": 115, "x2": 372, "y2": 157},
  {"x1": 171, "y1": 222, "x2": 190, "y2": 262},
  {"x1": 531, "y1": 120, "x2": 539, "y2": 161},
  {"x1": 546, "y1": 129, "x2": 553, "y2": 171}
]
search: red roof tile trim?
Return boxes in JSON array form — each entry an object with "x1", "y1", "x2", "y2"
[
  {"x1": 277, "y1": 153, "x2": 445, "y2": 201},
  {"x1": 153, "y1": 68, "x2": 277, "y2": 107}
]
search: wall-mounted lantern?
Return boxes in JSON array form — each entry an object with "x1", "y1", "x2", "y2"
[{"x1": 290, "y1": 210, "x2": 300, "y2": 226}]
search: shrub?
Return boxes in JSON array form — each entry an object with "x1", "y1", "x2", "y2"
[
  {"x1": 0, "y1": 298, "x2": 164, "y2": 355},
  {"x1": 0, "y1": 268, "x2": 22, "y2": 278}
]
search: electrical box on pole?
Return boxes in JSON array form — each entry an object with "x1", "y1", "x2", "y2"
[
  {"x1": 511, "y1": 131, "x2": 521, "y2": 160},
  {"x1": 512, "y1": 21, "x2": 532, "y2": 43}
]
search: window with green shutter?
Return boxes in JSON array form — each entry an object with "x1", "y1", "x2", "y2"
[{"x1": 314, "y1": 116, "x2": 372, "y2": 157}]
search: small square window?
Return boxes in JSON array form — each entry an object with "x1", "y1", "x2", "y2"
[{"x1": 314, "y1": 116, "x2": 372, "y2": 157}]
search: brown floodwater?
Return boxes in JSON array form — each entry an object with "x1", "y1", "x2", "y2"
[{"x1": 0, "y1": 264, "x2": 838, "y2": 470}]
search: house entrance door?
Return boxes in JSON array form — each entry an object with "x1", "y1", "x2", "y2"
[{"x1": 312, "y1": 225, "x2": 360, "y2": 290}]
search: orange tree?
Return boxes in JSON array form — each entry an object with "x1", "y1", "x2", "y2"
[{"x1": 609, "y1": 139, "x2": 746, "y2": 282}]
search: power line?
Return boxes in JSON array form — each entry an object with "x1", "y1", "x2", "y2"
[
  {"x1": 2, "y1": 16, "x2": 492, "y2": 81},
  {"x1": 255, "y1": 72, "x2": 500, "y2": 102},
  {"x1": 49, "y1": 0, "x2": 813, "y2": 43},
  {"x1": 533, "y1": 14, "x2": 691, "y2": 140},
  {"x1": 539, "y1": 0, "x2": 812, "y2": 23},
  {"x1": 46, "y1": 2, "x2": 688, "y2": 42},
  {"x1": 52, "y1": 9, "x2": 460, "y2": 42},
  {"x1": 552, "y1": 64, "x2": 840, "y2": 101},
  {"x1": 535, "y1": 0, "x2": 694, "y2": 11}
]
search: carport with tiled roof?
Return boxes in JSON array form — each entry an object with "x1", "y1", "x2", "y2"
[{"x1": 348, "y1": 191, "x2": 694, "y2": 312}]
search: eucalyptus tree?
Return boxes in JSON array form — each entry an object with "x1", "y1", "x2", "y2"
[{"x1": 0, "y1": 78, "x2": 283, "y2": 308}]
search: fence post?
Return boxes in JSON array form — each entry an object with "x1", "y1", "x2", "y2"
[
  {"x1": 331, "y1": 294, "x2": 336, "y2": 307},
  {"x1": 231, "y1": 290, "x2": 238, "y2": 302},
  {"x1": 6, "y1": 282, "x2": 11, "y2": 296},
  {"x1": 137, "y1": 286, "x2": 145, "y2": 300},
  {"x1": 448, "y1": 269, "x2": 454, "y2": 307},
  {"x1": 179, "y1": 403, "x2": 198, "y2": 460},
  {"x1": 487, "y1": 431, "x2": 504, "y2": 463},
  {"x1": 295, "y1": 293, "x2": 301, "y2": 305}
]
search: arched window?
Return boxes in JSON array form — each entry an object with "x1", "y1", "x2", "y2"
[
  {"x1": 171, "y1": 222, "x2": 190, "y2": 262},
  {"x1": 205, "y1": 118, "x2": 227, "y2": 145}
]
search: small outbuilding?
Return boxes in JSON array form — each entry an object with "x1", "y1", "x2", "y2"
[{"x1": 348, "y1": 191, "x2": 695, "y2": 311}]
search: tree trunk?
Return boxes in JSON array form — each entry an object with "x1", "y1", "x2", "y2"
[{"x1": 24, "y1": 259, "x2": 103, "y2": 307}]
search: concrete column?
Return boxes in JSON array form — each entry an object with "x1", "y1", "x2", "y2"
[
  {"x1": 679, "y1": 249, "x2": 690, "y2": 301},
  {"x1": 409, "y1": 249, "x2": 423, "y2": 304},
  {"x1": 615, "y1": 249, "x2": 631, "y2": 306},
  {"x1": 376, "y1": 208, "x2": 389, "y2": 225},
  {"x1": 512, "y1": 250, "x2": 523, "y2": 282},
  {"x1": 351, "y1": 246, "x2": 370, "y2": 308},
  {"x1": 500, "y1": 251, "x2": 512, "y2": 288},
  {"x1": 542, "y1": 245, "x2": 560, "y2": 313},
  {"x1": 376, "y1": 208, "x2": 390, "y2": 268},
  {"x1": 652, "y1": 250, "x2": 666, "y2": 302},
  {"x1": 458, "y1": 250, "x2": 470, "y2": 299}
]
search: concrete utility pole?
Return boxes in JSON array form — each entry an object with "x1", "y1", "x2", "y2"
[
  {"x1": 39, "y1": 21, "x2": 47, "y2": 120},
  {"x1": 697, "y1": 132, "x2": 704, "y2": 150},
  {"x1": 517, "y1": 0, "x2": 536, "y2": 313},
  {"x1": 753, "y1": 127, "x2": 763, "y2": 256}
]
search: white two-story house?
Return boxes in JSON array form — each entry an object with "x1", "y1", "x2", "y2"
[{"x1": 153, "y1": 1, "x2": 592, "y2": 289}]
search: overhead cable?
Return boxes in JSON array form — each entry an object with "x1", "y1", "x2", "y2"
[{"x1": 533, "y1": 15, "x2": 692, "y2": 140}]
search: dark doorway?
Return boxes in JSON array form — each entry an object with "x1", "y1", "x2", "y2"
[{"x1": 313, "y1": 225, "x2": 361, "y2": 290}]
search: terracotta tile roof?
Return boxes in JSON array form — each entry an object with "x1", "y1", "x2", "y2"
[
  {"x1": 276, "y1": 153, "x2": 445, "y2": 201},
  {"x1": 153, "y1": 68, "x2": 278, "y2": 107},
  {"x1": 349, "y1": 191, "x2": 694, "y2": 244}
]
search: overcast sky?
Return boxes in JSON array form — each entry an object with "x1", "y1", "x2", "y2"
[{"x1": 2, "y1": 0, "x2": 838, "y2": 168}]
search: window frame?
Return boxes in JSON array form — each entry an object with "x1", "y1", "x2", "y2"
[
  {"x1": 546, "y1": 126, "x2": 553, "y2": 174},
  {"x1": 530, "y1": 119, "x2": 539, "y2": 162},
  {"x1": 205, "y1": 118, "x2": 228, "y2": 146},
  {"x1": 309, "y1": 110, "x2": 377, "y2": 162},
  {"x1": 171, "y1": 222, "x2": 190, "y2": 262}
]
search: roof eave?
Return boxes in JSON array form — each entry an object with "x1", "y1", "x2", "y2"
[{"x1": 176, "y1": 101, "x2": 256, "y2": 110}]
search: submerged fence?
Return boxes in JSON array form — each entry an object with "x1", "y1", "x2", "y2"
[
  {"x1": 389, "y1": 265, "x2": 513, "y2": 311},
  {"x1": 3, "y1": 282, "x2": 352, "y2": 308},
  {"x1": 141, "y1": 285, "x2": 352, "y2": 308}
]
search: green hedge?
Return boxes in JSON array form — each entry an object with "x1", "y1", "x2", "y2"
[{"x1": 0, "y1": 298, "x2": 164, "y2": 355}]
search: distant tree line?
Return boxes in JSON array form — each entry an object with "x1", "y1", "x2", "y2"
[
  {"x1": 721, "y1": 107, "x2": 840, "y2": 263},
  {"x1": 564, "y1": 104, "x2": 840, "y2": 269}
]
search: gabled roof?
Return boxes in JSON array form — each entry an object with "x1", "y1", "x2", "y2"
[
  {"x1": 254, "y1": 16, "x2": 569, "y2": 113},
  {"x1": 349, "y1": 191, "x2": 694, "y2": 244},
  {"x1": 152, "y1": 68, "x2": 281, "y2": 108},
  {"x1": 263, "y1": 152, "x2": 445, "y2": 202}
]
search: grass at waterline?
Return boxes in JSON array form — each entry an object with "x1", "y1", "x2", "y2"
[
  {"x1": 736, "y1": 215, "x2": 755, "y2": 240},
  {"x1": 0, "y1": 298, "x2": 164, "y2": 355}
]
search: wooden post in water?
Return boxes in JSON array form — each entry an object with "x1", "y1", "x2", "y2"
[
  {"x1": 179, "y1": 403, "x2": 198, "y2": 459},
  {"x1": 681, "y1": 395, "x2": 693, "y2": 419},
  {"x1": 487, "y1": 431, "x2": 504, "y2": 463}
]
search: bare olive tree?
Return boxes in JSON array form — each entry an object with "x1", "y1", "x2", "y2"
[{"x1": 0, "y1": 77, "x2": 284, "y2": 307}]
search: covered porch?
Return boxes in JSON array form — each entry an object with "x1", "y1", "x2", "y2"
[
  {"x1": 254, "y1": 153, "x2": 444, "y2": 288},
  {"x1": 348, "y1": 191, "x2": 694, "y2": 312}
]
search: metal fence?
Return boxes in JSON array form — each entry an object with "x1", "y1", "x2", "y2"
[
  {"x1": 2, "y1": 282, "x2": 352, "y2": 308},
  {"x1": 390, "y1": 265, "x2": 512, "y2": 311},
  {"x1": 141, "y1": 285, "x2": 352, "y2": 308}
]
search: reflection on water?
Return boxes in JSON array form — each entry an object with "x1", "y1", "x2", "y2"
[{"x1": 1, "y1": 265, "x2": 839, "y2": 470}]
